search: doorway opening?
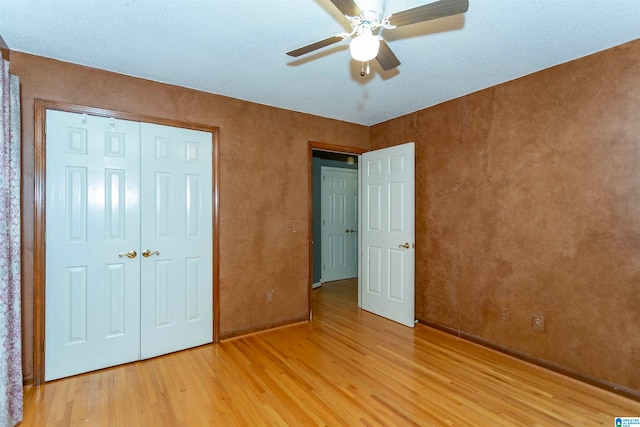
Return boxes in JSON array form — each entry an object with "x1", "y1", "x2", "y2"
[
  {"x1": 313, "y1": 153, "x2": 359, "y2": 287},
  {"x1": 307, "y1": 142, "x2": 416, "y2": 327},
  {"x1": 307, "y1": 142, "x2": 366, "y2": 319}
]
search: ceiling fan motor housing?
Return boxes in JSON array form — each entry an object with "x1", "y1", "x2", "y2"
[
  {"x1": 357, "y1": 9, "x2": 383, "y2": 28},
  {"x1": 355, "y1": 0, "x2": 386, "y2": 17}
]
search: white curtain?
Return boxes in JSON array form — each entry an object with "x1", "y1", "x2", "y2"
[{"x1": 0, "y1": 57, "x2": 22, "y2": 426}]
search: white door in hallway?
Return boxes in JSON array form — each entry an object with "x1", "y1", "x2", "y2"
[
  {"x1": 321, "y1": 167, "x2": 358, "y2": 282},
  {"x1": 360, "y1": 142, "x2": 415, "y2": 327},
  {"x1": 45, "y1": 111, "x2": 213, "y2": 381}
]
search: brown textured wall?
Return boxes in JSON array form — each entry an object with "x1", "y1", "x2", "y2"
[
  {"x1": 11, "y1": 53, "x2": 369, "y2": 382},
  {"x1": 371, "y1": 40, "x2": 640, "y2": 392}
]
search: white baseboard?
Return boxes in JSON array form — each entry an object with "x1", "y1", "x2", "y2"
[{"x1": 312, "y1": 281, "x2": 322, "y2": 289}]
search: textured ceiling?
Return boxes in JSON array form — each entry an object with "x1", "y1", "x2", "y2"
[{"x1": 1, "y1": 0, "x2": 639, "y2": 126}]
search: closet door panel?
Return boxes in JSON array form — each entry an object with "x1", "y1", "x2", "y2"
[
  {"x1": 45, "y1": 111, "x2": 142, "y2": 381},
  {"x1": 139, "y1": 123, "x2": 213, "y2": 359}
]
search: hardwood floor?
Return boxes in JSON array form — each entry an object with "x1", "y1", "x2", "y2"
[{"x1": 23, "y1": 279, "x2": 640, "y2": 426}]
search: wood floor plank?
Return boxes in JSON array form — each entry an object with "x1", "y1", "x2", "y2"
[{"x1": 22, "y1": 278, "x2": 640, "y2": 426}]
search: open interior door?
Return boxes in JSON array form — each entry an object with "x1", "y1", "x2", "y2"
[{"x1": 359, "y1": 142, "x2": 415, "y2": 327}]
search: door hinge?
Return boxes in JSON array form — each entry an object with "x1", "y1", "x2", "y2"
[{"x1": 43, "y1": 339, "x2": 45, "y2": 354}]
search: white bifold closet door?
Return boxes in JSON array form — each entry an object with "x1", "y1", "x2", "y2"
[{"x1": 45, "y1": 110, "x2": 213, "y2": 381}]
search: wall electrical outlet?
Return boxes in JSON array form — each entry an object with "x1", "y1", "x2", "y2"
[
  {"x1": 286, "y1": 220, "x2": 296, "y2": 233},
  {"x1": 500, "y1": 306, "x2": 510, "y2": 321},
  {"x1": 531, "y1": 314, "x2": 545, "y2": 332},
  {"x1": 265, "y1": 289, "x2": 275, "y2": 303}
]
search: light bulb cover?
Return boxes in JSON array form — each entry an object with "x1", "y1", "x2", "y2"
[{"x1": 349, "y1": 33, "x2": 380, "y2": 62}]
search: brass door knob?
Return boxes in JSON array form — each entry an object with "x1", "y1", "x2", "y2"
[
  {"x1": 118, "y1": 250, "x2": 137, "y2": 259},
  {"x1": 142, "y1": 249, "x2": 160, "y2": 257},
  {"x1": 398, "y1": 243, "x2": 411, "y2": 249}
]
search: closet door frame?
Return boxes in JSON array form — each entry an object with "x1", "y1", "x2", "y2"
[{"x1": 33, "y1": 99, "x2": 221, "y2": 385}]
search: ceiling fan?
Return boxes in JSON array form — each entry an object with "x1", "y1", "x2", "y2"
[{"x1": 287, "y1": 0, "x2": 469, "y2": 75}]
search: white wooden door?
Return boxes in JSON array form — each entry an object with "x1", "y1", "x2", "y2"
[
  {"x1": 45, "y1": 111, "x2": 214, "y2": 380},
  {"x1": 321, "y1": 167, "x2": 358, "y2": 282},
  {"x1": 360, "y1": 142, "x2": 415, "y2": 327},
  {"x1": 45, "y1": 111, "x2": 142, "y2": 380},
  {"x1": 139, "y1": 123, "x2": 213, "y2": 359}
]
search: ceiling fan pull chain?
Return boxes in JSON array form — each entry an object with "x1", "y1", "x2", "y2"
[{"x1": 360, "y1": 61, "x2": 371, "y2": 77}]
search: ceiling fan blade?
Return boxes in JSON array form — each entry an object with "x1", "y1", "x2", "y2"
[
  {"x1": 387, "y1": 0, "x2": 469, "y2": 28},
  {"x1": 376, "y1": 40, "x2": 401, "y2": 71},
  {"x1": 287, "y1": 35, "x2": 344, "y2": 57},
  {"x1": 328, "y1": 0, "x2": 362, "y2": 17}
]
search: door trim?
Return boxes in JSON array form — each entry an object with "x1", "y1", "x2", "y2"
[
  {"x1": 307, "y1": 141, "x2": 366, "y2": 320},
  {"x1": 33, "y1": 99, "x2": 221, "y2": 384}
]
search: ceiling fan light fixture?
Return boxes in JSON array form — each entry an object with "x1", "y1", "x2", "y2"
[
  {"x1": 287, "y1": 0, "x2": 470, "y2": 71},
  {"x1": 349, "y1": 26, "x2": 380, "y2": 62}
]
